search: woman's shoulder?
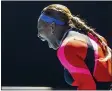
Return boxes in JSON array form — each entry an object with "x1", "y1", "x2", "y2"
[
  {"x1": 61, "y1": 33, "x2": 88, "y2": 49},
  {"x1": 57, "y1": 36, "x2": 88, "y2": 61}
]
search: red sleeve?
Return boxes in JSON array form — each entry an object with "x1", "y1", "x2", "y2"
[{"x1": 57, "y1": 39, "x2": 96, "y2": 90}]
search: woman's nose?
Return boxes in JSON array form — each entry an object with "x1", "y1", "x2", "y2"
[
  {"x1": 37, "y1": 33, "x2": 46, "y2": 41},
  {"x1": 37, "y1": 33, "x2": 42, "y2": 39},
  {"x1": 37, "y1": 33, "x2": 40, "y2": 38},
  {"x1": 37, "y1": 30, "x2": 42, "y2": 37}
]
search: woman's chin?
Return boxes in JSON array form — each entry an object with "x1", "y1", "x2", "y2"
[
  {"x1": 52, "y1": 47, "x2": 58, "y2": 50},
  {"x1": 48, "y1": 42, "x2": 58, "y2": 50},
  {"x1": 49, "y1": 45, "x2": 58, "y2": 50}
]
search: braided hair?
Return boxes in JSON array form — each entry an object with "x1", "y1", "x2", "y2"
[{"x1": 42, "y1": 4, "x2": 112, "y2": 62}]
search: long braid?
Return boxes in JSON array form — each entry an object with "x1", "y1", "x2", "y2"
[
  {"x1": 70, "y1": 15, "x2": 112, "y2": 62},
  {"x1": 42, "y1": 4, "x2": 111, "y2": 62}
]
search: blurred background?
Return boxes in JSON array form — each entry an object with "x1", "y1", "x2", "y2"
[{"x1": 1, "y1": 1, "x2": 112, "y2": 90}]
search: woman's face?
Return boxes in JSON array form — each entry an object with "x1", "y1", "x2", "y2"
[{"x1": 37, "y1": 19, "x2": 58, "y2": 50}]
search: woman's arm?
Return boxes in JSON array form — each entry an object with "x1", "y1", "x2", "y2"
[{"x1": 57, "y1": 39, "x2": 96, "y2": 90}]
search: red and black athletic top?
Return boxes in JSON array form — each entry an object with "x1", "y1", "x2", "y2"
[{"x1": 57, "y1": 30, "x2": 112, "y2": 90}]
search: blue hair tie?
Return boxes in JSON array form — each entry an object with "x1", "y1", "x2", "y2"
[{"x1": 39, "y1": 14, "x2": 65, "y2": 25}]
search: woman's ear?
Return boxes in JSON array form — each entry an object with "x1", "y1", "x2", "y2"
[{"x1": 50, "y1": 22, "x2": 56, "y2": 34}]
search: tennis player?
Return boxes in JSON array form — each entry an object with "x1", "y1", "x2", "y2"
[{"x1": 37, "y1": 4, "x2": 112, "y2": 90}]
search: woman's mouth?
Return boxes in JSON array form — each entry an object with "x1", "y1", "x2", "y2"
[{"x1": 48, "y1": 42, "x2": 53, "y2": 48}]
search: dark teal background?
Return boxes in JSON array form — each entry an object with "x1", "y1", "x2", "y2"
[{"x1": 1, "y1": 1, "x2": 112, "y2": 89}]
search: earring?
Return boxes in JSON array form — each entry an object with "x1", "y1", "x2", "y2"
[
  {"x1": 51, "y1": 22, "x2": 55, "y2": 34},
  {"x1": 51, "y1": 30, "x2": 54, "y2": 34},
  {"x1": 51, "y1": 26, "x2": 55, "y2": 34}
]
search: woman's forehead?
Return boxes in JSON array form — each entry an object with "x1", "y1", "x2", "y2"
[
  {"x1": 38, "y1": 18, "x2": 48, "y2": 27},
  {"x1": 38, "y1": 19, "x2": 49, "y2": 34},
  {"x1": 38, "y1": 19, "x2": 43, "y2": 26}
]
